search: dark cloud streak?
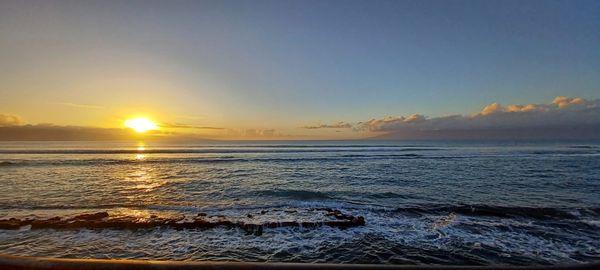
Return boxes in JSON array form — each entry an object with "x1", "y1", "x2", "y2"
[
  {"x1": 160, "y1": 123, "x2": 225, "y2": 130},
  {"x1": 302, "y1": 122, "x2": 353, "y2": 129}
]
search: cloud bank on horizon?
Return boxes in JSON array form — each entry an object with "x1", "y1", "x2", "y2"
[
  {"x1": 0, "y1": 116, "x2": 284, "y2": 141},
  {"x1": 307, "y1": 96, "x2": 600, "y2": 140},
  {"x1": 2, "y1": 96, "x2": 600, "y2": 140}
]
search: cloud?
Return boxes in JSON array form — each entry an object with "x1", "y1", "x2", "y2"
[
  {"x1": 0, "y1": 115, "x2": 217, "y2": 140},
  {"x1": 160, "y1": 122, "x2": 225, "y2": 130},
  {"x1": 0, "y1": 114, "x2": 23, "y2": 127},
  {"x1": 174, "y1": 114, "x2": 206, "y2": 121},
  {"x1": 244, "y1": 129, "x2": 276, "y2": 137},
  {"x1": 335, "y1": 96, "x2": 600, "y2": 139},
  {"x1": 553, "y1": 96, "x2": 586, "y2": 108},
  {"x1": 0, "y1": 125, "x2": 132, "y2": 141},
  {"x1": 0, "y1": 124, "x2": 218, "y2": 141},
  {"x1": 0, "y1": 114, "x2": 283, "y2": 141},
  {"x1": 222, "y1": 128, "x2": 283, "y2": 138},
  {"x1": 480, "y1": 103, "x2": 503, "y2": 115},
  {"x1": 56, "y1": 102, "x2": 104, "y2": 109},
  {"x1": 302, "y1": 121, "x2": 353, "y2": 129}
]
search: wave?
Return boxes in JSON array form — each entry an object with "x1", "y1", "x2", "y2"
[
  {"x1": 0, "y1": 203, "x2": 154, "y2": 210},
  {"x1": 0, "y1": 161, "x2": 16, "y2": 166},
  {"x1": 253, "y1": 189, "x2": 331, "y2": 200},
  {"x1": 0, "y1": 147, "x2": 441, "y2": 155},
  {"x1": 340, "y1": 153, "x2": 422, "y2": 158},
  {"x1": 190, "y1": 144, "x2": 438, "y2": 148},
  {"x1": 5, "y1": 201, "x2": 598, "y2": 220},
  {"x1": 0, "y1": 154, "x2": 434, "y2": 167},
  {"x1": 393, "y1": 204, "x2": 600, "y2": 220},
  {"x1": 366, "y1": 192, "x2": 413, "y2": 199},
  {"x1": 568, "y1": 145, "x2": 599, "y2": 149}
]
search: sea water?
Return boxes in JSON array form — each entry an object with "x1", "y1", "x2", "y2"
[{"x1": 0, "y1": 140, "x2": 598, "y2": 265}]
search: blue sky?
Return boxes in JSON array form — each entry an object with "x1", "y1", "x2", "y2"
[{"x1": 0, "y1": 0, "x2": 599, "y2": 139}]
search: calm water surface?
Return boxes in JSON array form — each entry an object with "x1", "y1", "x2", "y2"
[{"x1": 0, "y1": 140, "x2": 599, "y2": 265}]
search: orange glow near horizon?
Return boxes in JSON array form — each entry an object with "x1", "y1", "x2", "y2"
[{"x1": 124, "y1": 118, "x2": 158, "y2": 133}]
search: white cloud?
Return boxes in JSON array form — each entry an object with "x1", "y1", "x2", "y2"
[
  {"x1": 355, "y1": 96, "x2": 600, "y2": 133},
  {"x1": 296, "y1": 96, "x2": 598, "y2": 139}
]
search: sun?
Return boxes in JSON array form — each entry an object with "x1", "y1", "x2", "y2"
[{"x1": 124, "y1": 117, "x2": 158, "y2": 133}]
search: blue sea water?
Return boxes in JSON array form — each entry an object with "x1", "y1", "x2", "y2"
[{"x1": 0, "y1": 140, "x2": 599, "y2": 265}]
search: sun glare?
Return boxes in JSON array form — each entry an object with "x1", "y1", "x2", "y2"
[{"x1": 124, "y1": 118, "x2": 158, "y2": 133}]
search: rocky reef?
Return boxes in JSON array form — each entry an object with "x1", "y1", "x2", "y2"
[{"x1": 0, "y1": 208, "x2": 365, "y2": 236}]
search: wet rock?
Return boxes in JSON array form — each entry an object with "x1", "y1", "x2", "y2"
[
  {"x1": 325, "y1": 209, "x2": 353, "y2": 220},
  {"x1": 0, "y1": 209, "x2": 366, "y2": 234},
  {"x1": 0, "y1": 218, "x2": 23, "y2": 230},
  {"x1": 300, "y1": 221, "x2": 319, "y2": 228},
  {"x1": 241, "y1": 223, "x2": 263, "y2": 236},
  {"x1": 73, "y1": 212, "x2": 109, "y2": 221},
  {"x1": 30, "y1": 217, "x2": 66, "y2": 229},
  {"x1": 355, "y1": 216, "x2": 366, "y2": 225},
  {"x1": 325, "y1": 216, "x2": 365, "y2": 229},
  {"x1": 326, "y1": 209, "x2": 342, "y2": 216}
]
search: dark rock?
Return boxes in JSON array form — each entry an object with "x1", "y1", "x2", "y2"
[
  {"x1": 73, "y1": 212, "x2": 109, "y2": 221},
  {"x1": 300, "y1": 222, "x2": 319, "y2": 228},
  {"x1": 0, "y1": 209, "x2": 366, "y2": 234},
  {"x1": 241, "y1": 223, "x2": 263, "y2": 236},
  {"x1": 30, "y1": 217, "x2": 66, "y2": 229},
  {"x1": 0, "y1": 218, "x2": 23, "y2": 229}
]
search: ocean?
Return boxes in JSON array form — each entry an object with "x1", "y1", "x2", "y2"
[{"x1": 0, "y1": 140, "x2": 598, "y2": 265}]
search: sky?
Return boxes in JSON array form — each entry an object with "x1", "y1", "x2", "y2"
[{"x1": 0, "y1": 0, "x2": 599, "y2": 140}]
